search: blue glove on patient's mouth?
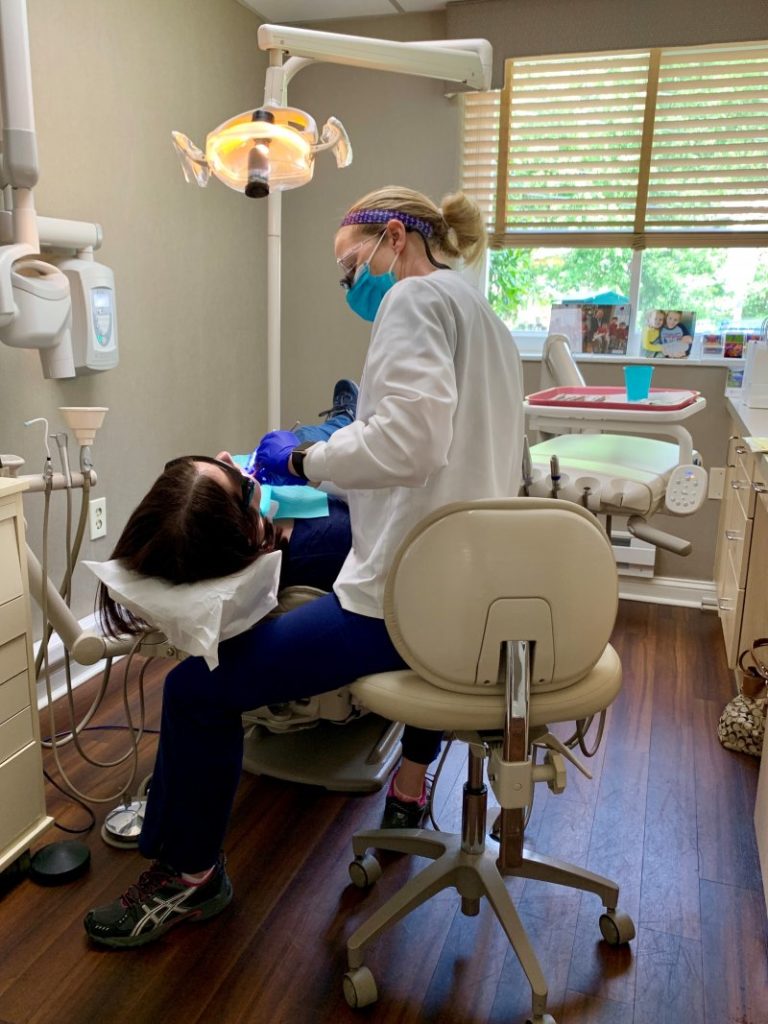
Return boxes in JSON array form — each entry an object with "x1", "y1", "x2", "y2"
[{"x1": 254, "y1": 430, "x2": 306, "y2": 486}]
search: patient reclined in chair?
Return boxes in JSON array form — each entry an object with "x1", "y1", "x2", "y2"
[{"x1": 86, "y1": 473, "x2": 403, "y2": 794}]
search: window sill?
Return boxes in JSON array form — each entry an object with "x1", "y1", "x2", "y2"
[{"x1": 519, "y1": 351, "x2": 740, "y2": 368}]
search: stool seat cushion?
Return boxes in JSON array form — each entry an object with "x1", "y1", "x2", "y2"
[{"x1": 350, "y1": 644, "x2": 621, "y2": 732}]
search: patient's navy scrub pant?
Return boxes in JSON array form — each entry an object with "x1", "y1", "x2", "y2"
[{"x1": 139, "y1": 493, "x2": 443, "y2": 873}]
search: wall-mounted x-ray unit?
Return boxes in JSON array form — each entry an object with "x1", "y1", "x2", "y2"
[{"x1": 0, "y1": 0, "x2": 118, "y2": 379}]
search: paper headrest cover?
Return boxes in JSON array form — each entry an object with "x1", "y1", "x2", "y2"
[{"x1": 84, "y1": 551, "x2": 282, "y2": 670}]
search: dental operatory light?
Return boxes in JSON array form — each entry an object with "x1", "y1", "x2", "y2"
[
  {"x1": 171, "y1": 23, "x2": 491, "y2": 199},
  {"x1": 172, "y1": 105, "x2": 352, "y2": 198}
]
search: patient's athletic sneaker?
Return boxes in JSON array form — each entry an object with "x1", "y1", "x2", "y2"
[
  {"x1": 318, "y1": 378, "x2": 359, "y2": 420},
  {"x1": 380, "y1": 775, "x2": 429, "y2": 830},
  {"x1": 83, "y1": 855, "x2": 232, "y2": 948}
]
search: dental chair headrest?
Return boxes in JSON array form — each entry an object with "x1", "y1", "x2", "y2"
[{"x1": 84, "y1": 552, "x2": 282, "y2": 669}]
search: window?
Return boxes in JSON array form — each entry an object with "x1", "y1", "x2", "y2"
[{"x1": 462, "y1": 41, "x2": 768, "y2": 353}]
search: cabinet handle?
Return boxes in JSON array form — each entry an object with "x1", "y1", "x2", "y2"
[
  {"x1": 735, "y1": 446, "x2": 748, "y2": 455},
  {"x1": 754, "y1": 481, "x2": 768, "y2": 494},
  {"x1": 718, "y1": 599, "x2": 733, "y2": 611},
  {"x1": 725, "y1": 530, "x2": 742, "y2": 541},
  {"x1": 731, "y1": 479, "x2": 749, "y2": 490}
]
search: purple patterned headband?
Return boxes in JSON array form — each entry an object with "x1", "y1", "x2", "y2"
[{"x1": 340, "y1": 208, "x2": 434, "y2": 239}]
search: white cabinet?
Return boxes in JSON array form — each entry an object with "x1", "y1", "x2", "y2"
[
  {"x1": 0, "y1": 478, "x2": 52, "y2": 872},
  {"x1": 714, "y1": 436, "x2": 765, "y2": 667},
  {"x1": 748, "y1": 474, "x2": 768, "y2": 907}
]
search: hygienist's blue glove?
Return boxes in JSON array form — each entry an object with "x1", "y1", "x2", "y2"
[{"x1": 254, "y1": 430, "x2": 306, "y2": 486}]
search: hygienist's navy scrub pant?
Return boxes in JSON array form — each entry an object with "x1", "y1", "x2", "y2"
[{"x1": 139, "y1": 594, "x2": 442, "y2": 872}]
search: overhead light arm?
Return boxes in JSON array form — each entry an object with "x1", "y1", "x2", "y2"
[{"x1": 257, "y1": 25, "x2": 492, "y2": 91}]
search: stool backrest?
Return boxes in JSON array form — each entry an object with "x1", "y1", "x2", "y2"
[{"x1": 383, "y1": 498, "x2": 617, "y2": 695}]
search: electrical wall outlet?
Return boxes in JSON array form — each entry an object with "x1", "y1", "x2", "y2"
[{"x1": 89, "y1": 497, "x2": 107, "y2": 540}]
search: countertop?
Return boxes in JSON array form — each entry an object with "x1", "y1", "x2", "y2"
[{"x1": 726, "y1": 398, "x2": 768, "y2": 480}]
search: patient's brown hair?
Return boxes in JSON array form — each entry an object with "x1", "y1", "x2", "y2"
[{"x1": 97, "y1": 459, "x2": 280, "y2": 637}]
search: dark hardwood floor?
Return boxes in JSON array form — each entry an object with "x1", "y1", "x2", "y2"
[{"x1": 1, "y1": 601, "x2": 766, "y2": 1024}]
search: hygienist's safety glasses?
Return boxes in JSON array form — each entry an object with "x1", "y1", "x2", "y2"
[
  {"x1": 165, "y1": 456, "x2": 256, "y2": 509},
  {"x1": 337, "y1": 231, "x2": 385, "y2": 290}
]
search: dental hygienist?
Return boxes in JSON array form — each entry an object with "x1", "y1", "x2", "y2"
[{"x1": 83, "y1": 186, "x2": 525, "y2": 950}]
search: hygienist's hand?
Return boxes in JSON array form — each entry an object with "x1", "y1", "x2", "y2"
[{"x1": 255, "y1": 430, "x2": 305, "y2": 486}]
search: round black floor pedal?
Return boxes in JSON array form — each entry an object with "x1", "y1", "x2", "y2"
[{"x1": 29, "y1": 841, "x2": 91, "y2": 885}]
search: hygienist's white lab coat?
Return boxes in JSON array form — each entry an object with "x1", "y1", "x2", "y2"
[{"x1": 304, "y1": 269, "x2": 525, "y2": 618}]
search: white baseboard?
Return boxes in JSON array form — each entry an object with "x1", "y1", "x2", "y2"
[
  {"x1": 34, "y1": 613, "x2": 113, "y2": 710},
  {"x1": 618, "y1": 574, "x2": 717, "y2": 608}
]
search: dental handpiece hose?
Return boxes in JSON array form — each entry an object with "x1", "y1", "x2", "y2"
[{"x1": 549, "y1": 455, "x2": 560, "y2": 499}]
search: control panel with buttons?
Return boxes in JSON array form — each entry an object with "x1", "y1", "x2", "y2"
[{"x1": 665, "y1": 464, "x2": 708, "y2": 514}]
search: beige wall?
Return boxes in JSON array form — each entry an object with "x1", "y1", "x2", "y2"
[{"x1": 1, "y1": 0, "x2": 267, "y2": 623}]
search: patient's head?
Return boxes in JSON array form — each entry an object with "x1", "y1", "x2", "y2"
[{"x1": 98, "y1": 455, "x2": 279, "y2": 636}]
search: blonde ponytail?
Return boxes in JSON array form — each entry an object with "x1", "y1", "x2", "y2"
[
  {"x1": 342, "y1": 186, "x2": 487, "y2": 266},
  {"x1": 439, "y1": 191, "x2": 487, "y2": 266}
]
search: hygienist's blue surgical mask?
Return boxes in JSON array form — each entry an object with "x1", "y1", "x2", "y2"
[{"x1": 345, "y1": 231, "x2": 398, "y2": 322}]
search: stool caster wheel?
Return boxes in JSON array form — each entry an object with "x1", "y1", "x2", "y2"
[
  {"x1": 526, "y1": 1015, "x2": 556, "y2": 1024},
  {"x1": 343, "y1": 966, "x2": 378, "y2": 1008},
  {"x1": 349, "y1": 854, "x2": 382, "y2": 889},
  {"x1": 599, "y1": 910, "x2": 636, "y2": 945}
]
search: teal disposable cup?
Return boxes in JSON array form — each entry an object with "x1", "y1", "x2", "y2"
[{"x1": 623, "y1": 364, "x2": 654, "y2": 402}]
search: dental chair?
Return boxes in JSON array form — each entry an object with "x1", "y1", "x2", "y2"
[
  {"x1": 524, "y1": 334, "x2": 708, "y2": 556},
  {"x1": 340, "y1": 498, "x2": 634, "y2": 1024},
  {"x1": 79, "y1": 557, "x2": 403, "y2": 797},
  {"x1": 240, "y1": 584, "x2": 403, "y2": 792}
]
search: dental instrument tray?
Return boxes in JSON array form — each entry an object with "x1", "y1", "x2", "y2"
[{"x1": 526, "y1": 386, "x2": 701, "y2": 411}]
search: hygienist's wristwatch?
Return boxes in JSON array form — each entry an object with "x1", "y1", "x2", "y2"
[{"x1": 290, "y1": 442, "x2": 314, "y2": 482}]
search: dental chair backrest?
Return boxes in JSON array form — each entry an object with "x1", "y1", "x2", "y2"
[
  {"x1": 383, "y1": 498, "x2": 618, "y2": 696},
  {"x1": 539, "y1": 333, "x2": 586, "y2": 390}
]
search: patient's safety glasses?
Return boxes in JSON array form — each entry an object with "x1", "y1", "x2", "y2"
[{"x1": 165, "y1": 456, "x2": 256, "y2": 509}]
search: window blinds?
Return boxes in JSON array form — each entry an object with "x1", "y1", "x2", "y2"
[{"x1": 461, "y1": 41, "x2": 768, "y2": 248}]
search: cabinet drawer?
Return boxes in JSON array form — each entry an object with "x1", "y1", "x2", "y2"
[
  {"x1": 717, "y1": 550, "x2": 744, "y2": 669},
  {"x1": 0, "y1": 704, "x2": 35, "y2": 764},
  {"x1": 0, "y1": 634, "x2": 27, "y2": 688},
  {"x1": 0, "y1": 595, "x2": 27, "y2": 649},
  {"x1": 719, "y1": 573, "x2": 746, "y2": 668},
  {"x1": 0, "y1": 516, "x2": 23, "y2": 606},
  {"x1": 0, "y1": 669, "x2": 30, "y2": 724},
  {"x1": 727, "y1": 437, "x2": 746, "y2": 468},
  {"x1": 731, "y1": 448, "x2": 757, "y2": 520},
  {"x1": 722, "y1": 487, "x2": 754, "y2": 590},
  {"x1": 0, "y1": 742, "x2": 46, "y2": 855}
]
